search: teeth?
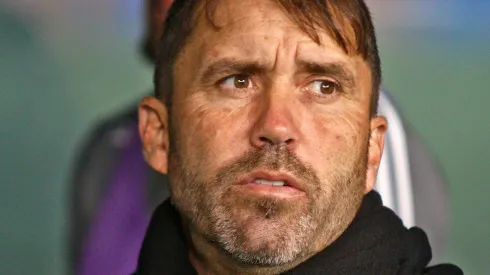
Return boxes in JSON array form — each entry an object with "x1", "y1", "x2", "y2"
[{"x1": 253, "y1": 179, "x2": 285, "y2": 186}]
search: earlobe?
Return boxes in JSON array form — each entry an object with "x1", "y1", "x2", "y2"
[
  {"x1": 365, "y1": 116, "x2": 387, "y2": 193},
  {"x1": 138, "y1": 96, "x2": 170, "y2": 174}
]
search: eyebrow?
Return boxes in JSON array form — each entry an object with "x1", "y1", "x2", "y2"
[
  {"x1": 296, "y1": 60, "x2": 356, "y2": 89},
  {"x1": 199, "y1": 59, "x2": 268, "y2": 84}
]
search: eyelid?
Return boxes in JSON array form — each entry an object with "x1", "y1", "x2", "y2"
[{"x1": 305, "y1": 75, "x2": 339, "y2": 85}]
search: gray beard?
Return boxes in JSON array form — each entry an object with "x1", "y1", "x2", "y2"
[{"x1": 168, "y1": 144, "x2": 367, "y2": 267}]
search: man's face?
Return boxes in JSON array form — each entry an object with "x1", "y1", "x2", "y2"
[{"x1": 143, "y1": 0, "x2": 385, "y2": 266}]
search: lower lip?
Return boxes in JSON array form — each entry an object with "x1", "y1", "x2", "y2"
[{"x1": 238, "y1": 183, "x2": 305, "y2": 198}]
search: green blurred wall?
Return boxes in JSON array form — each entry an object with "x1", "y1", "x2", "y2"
[
  {"x1": 0, "y1": 4, "x2": 488, "y2": 275},
  {"x1": 0, "y1": 7, "x2": 152, "y2": 275},
  {"x1": 379, "y1": 29, "x2": 490, "y2": 275}
]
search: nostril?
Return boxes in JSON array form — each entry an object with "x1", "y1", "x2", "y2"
[
  {"x1": 259, "y1": 136, "x2": 271, "y2": 144},
  {"x1": 257, "y1": 136, "x2": 294, "y2": 146}
]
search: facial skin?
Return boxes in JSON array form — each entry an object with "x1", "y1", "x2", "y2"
[{"x1": 139, "y1": 0, "x2": 387, "y2": 274}]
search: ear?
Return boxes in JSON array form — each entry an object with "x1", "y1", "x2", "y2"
[
  {"x1": 138, "y1": 96, "x2": 170, "y2": 174},
  {"x1": 365, "y1": 115, "x2": 387, "y2": 194}
]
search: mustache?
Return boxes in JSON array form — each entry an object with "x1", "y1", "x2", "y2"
[{"x1": 215, "y1": 144, "x2": 320, "y2": 190}]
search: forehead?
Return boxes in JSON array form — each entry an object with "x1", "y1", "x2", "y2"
[{"x1": 181, "y1": 0, "x2": 362, "y2": 70}]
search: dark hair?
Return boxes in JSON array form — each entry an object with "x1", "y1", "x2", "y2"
[{"x1": 155, "y1": 0, "x2": 381, "y2": 115}]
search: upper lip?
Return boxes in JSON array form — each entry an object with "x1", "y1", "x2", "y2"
[{"x1": 237, "y1": 169, "x2": 305, "y2": 192}]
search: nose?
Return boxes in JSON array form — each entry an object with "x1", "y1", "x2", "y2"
[{"x1": 250, "y1": 94, "x2": 300, "y2": 150}]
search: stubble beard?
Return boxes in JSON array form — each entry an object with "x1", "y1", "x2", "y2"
[{"x1": 169, "y1": 144, "x2": 367, "y2": 267}]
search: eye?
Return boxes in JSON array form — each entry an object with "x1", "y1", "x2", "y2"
[
  {"x1": 220, "y1": 75, "x2": 253, "y2": 89},
  {"x1": 306, "y1": 80, "x2": 337, "y2": 96}
]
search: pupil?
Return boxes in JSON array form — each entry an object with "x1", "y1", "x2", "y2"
[
  {"x1": 235, "y1": 76, "x2": 248, "y2": 88},
  {"x1": 321, "y1": 81, "x2": 334, "y2": 94}
]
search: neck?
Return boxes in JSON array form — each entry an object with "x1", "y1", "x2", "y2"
[{"x1": 184, "y1": 223, "x2": 304, "y2": 275}]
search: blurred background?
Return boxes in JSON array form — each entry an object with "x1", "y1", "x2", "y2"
[{"x1": 0, "y1": 0, "x2": 488, "y2": 274}]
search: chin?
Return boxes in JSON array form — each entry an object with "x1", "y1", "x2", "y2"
[
  {"x1": 211, "y1": 195, "x2": 315, "y2": 266},
  {"x1": 222, "y1": 217, "x2": 312, "y2": 266}
]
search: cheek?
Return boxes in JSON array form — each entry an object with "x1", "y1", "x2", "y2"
[
  {"x1": 301, "y1": 111, "x2": 368, "y2": 176},
  {"x1": 176, "y1": 99, "x2": 251, "y2": 172}
]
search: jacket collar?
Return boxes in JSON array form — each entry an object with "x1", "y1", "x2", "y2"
[{"x1": 134, "y1": 191, "x2": 459, "y2": 275}]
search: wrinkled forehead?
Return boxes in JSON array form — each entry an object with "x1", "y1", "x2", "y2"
[
  {"x1": 191, "y1": 0, "x2": 359, "y2": 54},
  {"x1": 182, "y1": 0, "x2": 359, "y2": 70}
]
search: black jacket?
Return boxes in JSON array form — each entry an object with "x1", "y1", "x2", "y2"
[{"x1": 133, "y1": 192, "x2": 462, "y2": 275}]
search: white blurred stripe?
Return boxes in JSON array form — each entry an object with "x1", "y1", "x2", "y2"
[{"x1": 378, "y1": 92, "x2": 415, "y2": 228}]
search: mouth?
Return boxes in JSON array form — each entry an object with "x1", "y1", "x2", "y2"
[{"x1": 236, "y1": 170, "x2": 306, "y2": 198}]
